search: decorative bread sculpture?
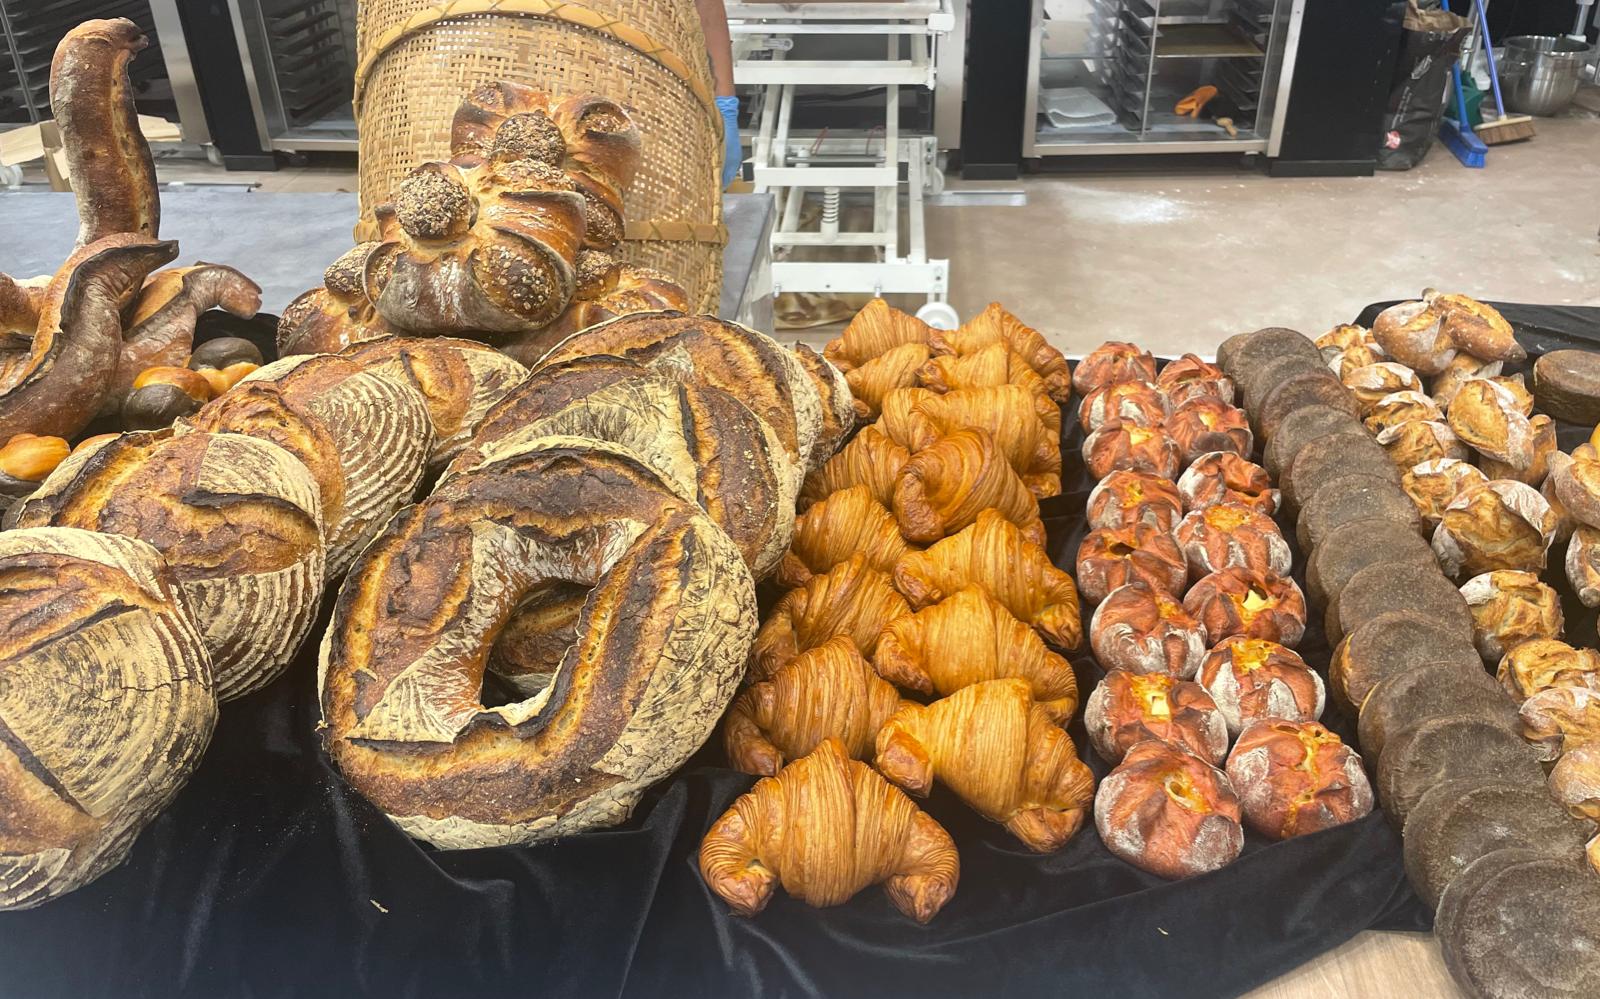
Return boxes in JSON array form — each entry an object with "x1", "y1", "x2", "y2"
[
  {"x1": 322, "y1": 435, "x2": 754, "y2": 848},
  {"x1": 823, "y1": 298, "x2": 930, "y2": 373},
  {"x1": 776, "y1": 485, "x2": 911, "y2": 589},
  {"x1": 109, "y1": 264, "x2": 261, "y2": 408},
  {"x1": 498, "y1": 260, "x2": 690, "y2": 368},
  {"x1": 752, "y1": 554, "x2": 910, "y2": 681},
  {"x1": 11, "y1": 430, "x2": 324, "y2": 700},
  {"x1": 1072, "y1": 341, "x2": 1157, "y2": 397},
  {"x1": 893, "y1": 428, "x2": 1045, "y2": 545},
  {"x1": 800, "y1": 425, "x2": 909, "y2": 510},
  {"x1": 875, "y1": 679, "x2": 1096, "y2": 853},
  {"x1": 50, "y1": 20, "x2": 159, "y2": 246},
  {"x1": 199, "y1": 354, "x2": 431, "y2": 578},
  {"x1": 1095, "y1": 740, "x2": 1243, "y2": 880},
  {"x1": 458, "y1": 358, "x2": 796, "y2": 578},
  {"x1": 0, "y1": 237, "x2": 177, "y2": 441},
  {"x1": 892, "y1": 509, "x2": 1082, "y2": 648},
  {"x1": 928, "y1": 303, "x2": 1071, "y2": 403},
  {"x1": 724, "y1": 637, "x2": 903, "y2": 776},
  {"x1": 536, "y1": 312, "x2": 823, "y2": 470},
  {"x1": 277, "y1": 243, "x2": 391, "y2": 356},
  {"x1": 0, "y1": 528, "x2": 216, "y2": 911},
  {"x1": 699, "y1": 739, "x2": 958, "y2": 922},
  {"x1": 875, "y1": 586, "x2": 1079, "y2": 720},
  {"x1": 339, "y1": 335, "x2": 525, "y2": 467}
]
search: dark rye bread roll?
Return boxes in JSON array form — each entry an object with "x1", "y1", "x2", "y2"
[
  {"x1": 1217, "y1": 327, "x2": 1321, "y2": 389},
  {"x1": 1306, "y1": 518, "x2": 1437, "y2": 609},
  {"x1": 452, "y1": 356, "x2": 798, "y2": 579},
  {"x1": 1534, "y1": 350, "x2": 1600, "y2": 425},
  {"x1": 1403, "y1": 779, "x2": 1589, "y2": 910},
  {"x1": 535, "y1": 312, "x2": 824, "y2": 471},
  {"x1": 320, "y1": 435, "x2": 756, "y2": 849},
  {"x1": 1254, "y1": 369, "x2": 1361, "y2": 439},
  {"x1": 1262, "y1": 404, "x2": 1365, "y2": 480},
  {"x1": 1284, "y1": 431, "x2": 1398, "y2": 511},
  {"x1": 1437, "y1": 850, "x2": 1600, "y2": 999},
  {"x1": 1240, "y1": 354, "x2": 1330, "y2": 415},
  {"x1": 10, "y1": 430, "x2": 324, "y2": 701},
  {"x1": 1376, "y1": 714, "x2": 1544, "y2": 827},
  {"x1": 227, "y1": 353, "x2": 432, "y2": 578},
  {"x1": 1331, "y1": 610, "x2": 1484, "y2": 712},
  {"x1": 340, "y1": 336, "x2": 526, "y2": 468},
  {"x1": 1296, "y1": 473, "x2": 1425, "y2": 553},
  {"x1": 0, "y1": 528, "x2": 215, "y2": 911},
  {"x1": 1356, "y1": 661, "x2": 1512, "y2": 760},
  {"x1": 1327, "y1": 560, "x2": 1473, "y2": 647}
]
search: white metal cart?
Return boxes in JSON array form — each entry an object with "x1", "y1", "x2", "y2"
[{"x1": 728, "y1": 0, "x2": 955, "y2": 325}]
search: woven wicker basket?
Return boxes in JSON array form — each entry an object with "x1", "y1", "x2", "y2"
[{"x1": 353, "y1": 0, "x2": 726, "y2": 313}]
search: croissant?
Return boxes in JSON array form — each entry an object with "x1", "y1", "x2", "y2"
[
  {"x1": 751, "y1": 554, "x2": 911, "y2": 680},
  {"x1": 927, "y1": 303, "x2": 1071, "y2": 403},
  {"x1": 880, "y1": 386, "x2": 1062, "y2": 498},
  {"x1": 699, "y1": 739, "x2": 959, "y2": 922},
  {"x1": 893, "y1": 429, "x2": 1046, "y2": 546},
  {"x1": 873, "y1": 387, "x2": 941, "y2": 450},
  {"x1": 776, "y1": 485, "x2": 913, "y2": 589},
  {"x1": 823, "y1": 298, "x2": 931, "y2": 372},
  {"x1": 917, "y1": 342, "x2": 1061, "y2": 434},
  {"x1": 875, "y1": 679, "x2": 1097, "y2": 852},
  {"x1": 800, "y1": 425, "x2": 910, "y2": 510},
  {"x1": 893, "y1": 509, "x2": 1082, "y2": 648},
  {"x1": 876, "y1": 586, "x2": 1079, "y2": 720},
  {"x1": 846, "y1": 342, "x2": 931, "y2": 419},
  {"x1": 724, "y1": 636, "x2": 905, "y2": 775}
]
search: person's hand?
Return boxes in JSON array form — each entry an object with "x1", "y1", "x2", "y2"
[{"x1": 717, "y1": 96, "x2": 742, "y2": 189}]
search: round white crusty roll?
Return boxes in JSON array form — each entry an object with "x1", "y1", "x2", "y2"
[
  {"x1": 320, "y1": 434, "x2": 757, "y2": 849},
  {"x1": 0, "y1": 528, "x2": 216, "y2": 910},
  {"x1": 8, "y1": 429, "x2": 325, "y2": 701}
]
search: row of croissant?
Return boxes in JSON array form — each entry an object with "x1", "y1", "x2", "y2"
[
  {"x1": 697, "y1": 300, "x2": 1093, "y2": 924},
  {"x1": 0, "y1": 311, "x2": 865, "y2": 910}
]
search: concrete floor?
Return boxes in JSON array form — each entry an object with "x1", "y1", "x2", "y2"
[{"x1": 17, "y1": 103, "x2": 1599, "y2": 999}]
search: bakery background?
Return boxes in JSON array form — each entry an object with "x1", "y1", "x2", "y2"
[{"x1": 0, "y1": 2, "x2": 1599, "y2": 998}]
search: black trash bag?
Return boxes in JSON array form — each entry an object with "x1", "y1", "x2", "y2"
[{"x1": 1376, "y1": 2, "x2": 1471, "y2": 170}]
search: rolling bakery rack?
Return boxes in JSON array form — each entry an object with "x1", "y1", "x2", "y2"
[{"x1": 729, "y1": 0, "x2": 954, "y2": 323}]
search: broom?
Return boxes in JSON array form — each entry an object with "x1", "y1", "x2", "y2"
[{"x1": 1470, "y1": 0, "x2": 1536, "y2": 145}]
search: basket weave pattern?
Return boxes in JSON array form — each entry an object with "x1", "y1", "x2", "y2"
[{"x1": 355, "y1": 0, "x2": 726, "y2": 312}]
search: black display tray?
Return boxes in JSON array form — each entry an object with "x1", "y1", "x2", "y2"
[{"x1": 3, "y1": 303, "x2": 1595, "y2": 998}]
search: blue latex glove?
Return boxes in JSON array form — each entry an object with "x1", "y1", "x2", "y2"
[{"x1": 717, "y1": 96, "x2": 742, "y2": 189}]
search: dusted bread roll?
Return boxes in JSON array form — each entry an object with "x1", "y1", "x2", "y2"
[
  {"x1": 700, "y1": 739, "x2": 958, "y2": 922},
  {"x1": 875, "y1": 679, "x2": 1096, "y2": 852},
  {"x1": 1087, "y1": 469, "x2": 1185, "y2": 533},
  {"x1": 0, "y1": 528, "x2": 216, "y2": 911},
  {"x1": 1226, "y1": 721, "x2": 1372, "y2": 840},
  {"x1": 1177, "y1": 452, "x2": 1281, "y2": 516},
  {"x1": 1174, "y1": 503, "x2": 1292, "y2": 581},
  {"x1": 1090, "y1": 580, "x2": 1207, "y2": 679},
  {"x1": 1184, "y1": 568, "x2": 1307, "y2": 647},
  {"x1": 1095, "y1": 740, "x2": 1243, "y2": 880},
  {"x1": 322, "y1": 435, "x2": 755, "y2": 848},
  {"x1": 191, "y1": 353, "x2": 432, "y2": 578},
  {"x1": 1155, "y1": 353, "x2": 1233, "y2": 407},
  {"x1": 1432, "y1": 480, "x2": 1558, "y2": 579},
  {"x1": 1198, "y1": 638, "x2": 1325, "y2": 737},
  {"x1": 1082, "y1": 421, "x2": 1181, "y2": 481},
  {"x1": 11, "y1": 430, "x2": 324, "y2": 701},
  {"x1": 340, "y1": 335, "x2": 525, "y2": 468},
  {"x1": 892, "y1": 509, "x2": 1082, "y2": 648},
  {"x1": 1084, "y1": 669, "x2": 1229, "y2": 765},
  {"x1": 1073, "y1": 341, "x2": 1157, "y2": 397},
  {"x1": 875, "y1": 586, "x2": 1079, "y2": 720},
  {"x1": 536, "y1": 312, "x2": 824, "y2": 470},
  {"x1": 1078, "y1": 379, "x2": 1167, "y2": 434},
  {"x1": 893, "y1": 429, "x2": 1045, "y2": 545},
  {"x1": 111, "y1": 264, "x2": 261, "y2": 408},
  {"x1": 1167, "y1": 397, "x2": 1252, "y2": 463},
  {"x1": 1076, "y1": 522, "x2": 1187, "y2": 604}
]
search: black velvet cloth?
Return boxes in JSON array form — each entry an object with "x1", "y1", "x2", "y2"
[{"x1": 3, "y1": 304, "x2": 1595, "y2": 998}]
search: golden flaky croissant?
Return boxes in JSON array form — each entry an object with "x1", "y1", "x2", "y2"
[
  {"x1": 751, "y1": 554, "x2": 911, "y2": 680},
  {"x1": 877, "y1": 385, "x2": 1061, "y2": 498},
  {"x1": 845, "y1": 342, "x2": 931, "y2": 419},
  {"x1": 823, "y1": 298, "x2": 931, "y2": 372},
  {"x1": 893, "y1": 509, "x2": 1082, "y2": 648},
  {"x1": 875, "y1": 679, "x2": 1096, "y2": 852},
  {"x1": 893, "y1": 429, "x2": 1046, "y2": 546},
  {"x1": 699, "y1": 739, "x2": 959, "y2": 922},
  {"x1": 876, "y1": 586, "x2": 1080, "y2": 721},
  {"x1": 927, "y1": 303, "x2": 1071, "y2": 403},
  {"x1": 800, "y1": 426, "x2": 909, "y2": 510},
  {"x1": 724, "y1": 636, "x2": 905, "y2": 775},
  {"x1": 918, "y1": 342, "x2": 1060, "y2": 432},
  {"x1": 776, "y1": 485, "x2": 913, "y2": 589}
]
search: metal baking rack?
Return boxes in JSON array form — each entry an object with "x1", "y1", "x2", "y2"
[
  {"x1": 0, "y1": 0, "x2": 169, "y2": 124},
  {"x1": 214, "y1": 0, "x2": 357, "y2": 152}
]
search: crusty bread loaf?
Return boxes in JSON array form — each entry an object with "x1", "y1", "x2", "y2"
[
  {"x1": 276, "y1": 243, "x2": 391, "y2": 357},
  {"x1": 50, "y1": 19, "x2": 159, "y2": 246},
  {"x1": 10, "y1": 430, "x2": 325, "y2": 700},
  {"x1": 0, "y1": 527, "x2": 216, "y2": 910},
  {"x1": 339, "y1": 335, "x2": 525, "y2": 468},
  {"x1": 791, "y1": 343, "x2": 856, "y2": 470},
  {"x1": 320, "y1": 434, "x2": 755, "y2": 848},
  {"x1": 498, "y1": 260, "x2": 690, "y2": 368}
]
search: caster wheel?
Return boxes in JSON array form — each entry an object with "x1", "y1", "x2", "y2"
[
  {"x1": 916, "y1": 301, "x2": 960, "y2": 331},
  {"x1": 0, "y1": 164, "x2": 21, "y2": 189}
]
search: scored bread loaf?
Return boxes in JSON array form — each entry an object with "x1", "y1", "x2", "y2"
[
  {"x1": 9, "y1": 430, "x2": 325, "y2": 700},
  {"x1": 320, "y1": 434, "x2": 755, "y2": 848},
  {"x1": 276, "y1": 243, "x2": 391, "y2": 357},
  {"x1": 226, "y1": 354, "x2": 432, "y2": 577},
  {"x1": 0, "y1": 528, "x2": 216, "y2": 911},
  {"x1": 498, "y1": 257, "x2": 690, "y2": 368}
]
